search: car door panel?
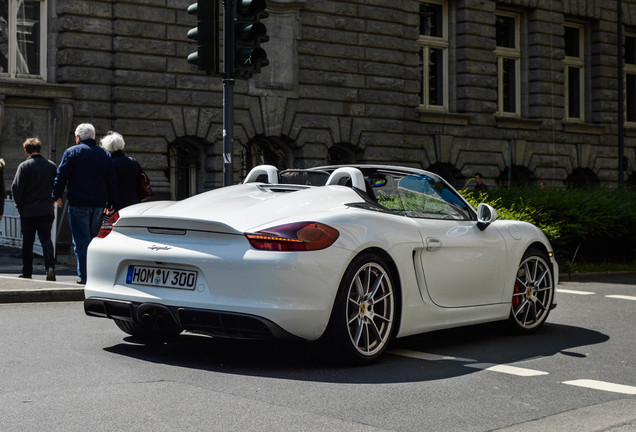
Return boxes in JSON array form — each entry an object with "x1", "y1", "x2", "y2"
[{"x1": 414, "y1": 219, "x2": 508, "y2": 307}]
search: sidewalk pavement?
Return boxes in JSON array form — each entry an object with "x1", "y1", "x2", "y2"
[
  {"x1": 0, "y1": 245, "x2": 84, "y2": 303},
  {"x1": 0, "y1": 245, "x2": 635, "y2": 304}
]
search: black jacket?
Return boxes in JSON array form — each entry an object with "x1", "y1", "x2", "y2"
[
  {"x1": 53, "y1": 139, "x2": 118, "y2": 208},
  {"x1": 110, "y1": 150, "x2": 146, "y2": 210},
  {"x1": 11, "y1": 154, "x2": 57, "y2": 217}
]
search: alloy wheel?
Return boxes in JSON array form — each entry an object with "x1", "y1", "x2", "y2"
[
  {"x1": 345, "y1": 262, "x2": 395, "y2": 357},
  {"x1": 511, "y1": 253, "x2": 554, "y2": 330}
]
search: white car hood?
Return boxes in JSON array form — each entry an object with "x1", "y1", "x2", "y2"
[{"x1": 117, "y1": 183, "x2": 362, "y2": 233}]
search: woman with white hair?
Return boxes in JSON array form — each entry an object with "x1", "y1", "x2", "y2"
[{"x1": 100, "y1": 131, "x2": 149, "y2": 210}]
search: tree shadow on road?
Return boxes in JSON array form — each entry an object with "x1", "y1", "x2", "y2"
[{"x1": 103, "y1": 321, "x2": 608, "y2": 384}]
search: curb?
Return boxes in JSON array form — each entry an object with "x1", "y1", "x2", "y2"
[
  {"x1": 559, "y1": 271, "x2": 636, "y2": 282},
  {"x1": 0, "y1": 288, "x2": 85, "y2": 303}
]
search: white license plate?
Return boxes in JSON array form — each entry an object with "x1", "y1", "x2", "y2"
[{"x1": 126, "y1": 265, "x2": 197, "y2": 290}]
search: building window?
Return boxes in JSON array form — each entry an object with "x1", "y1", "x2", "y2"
[
  {"x1": 418, "y1": 1, "x2": 448, "y2": 110},
  {"x1": 0, "y1": 0, "x2": 47, "y2": 78},
  {"x1": 241, "y1": 136, "x2": 290, "y2": 180},
  {"x1": 625, "y1": 33, "x2": 636, "y2": 123},
  {"x1": 495, "y1": 12, "x2": 520, "y2": 115},
  {"x1": 169, "y1": 143, "x2": 198, "y2": 200},
  {"x1": 564, "y1": 23, "x2": 585, "y2": 121}
]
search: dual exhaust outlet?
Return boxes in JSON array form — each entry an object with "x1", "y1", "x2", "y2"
[{"x1": 137, "y1": 304, "x2": 180, "y2": 334}]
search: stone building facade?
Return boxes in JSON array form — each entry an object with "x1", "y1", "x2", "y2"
[{"x1": 1, "y1": 0, "x2": 636, "y2": 208}]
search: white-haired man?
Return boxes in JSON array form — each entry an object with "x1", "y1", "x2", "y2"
[{"x1": 53, "y1": 123, "x2": 118, "y2": 284}]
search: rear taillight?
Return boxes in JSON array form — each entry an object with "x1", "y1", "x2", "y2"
[
  {"x1": 98, "y1": 212, "x2": 119, "y2": 238},
  {"x1": 245, "y1": 222, "x2": 339, "y2": 251}
]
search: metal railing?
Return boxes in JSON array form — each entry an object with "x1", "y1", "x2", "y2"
[{"x1": 0, "y1": 198, "x2": 57, "y2": 256}]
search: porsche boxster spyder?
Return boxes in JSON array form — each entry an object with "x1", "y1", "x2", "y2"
[{"x1": 84, "y1": 164, "x2": 558, "y2": 363}]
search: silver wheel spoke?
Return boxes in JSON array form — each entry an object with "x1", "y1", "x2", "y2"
[
  {"x1": 374, "y1": 313, "x2": 391, "y2": 324},
  {"x1": 535, "y1": 297, "x2": 547, "y2": 311},
  {"x1": 373, "y1": 291, "x2": 391, "y2": 305},
  {"x1": 368, "y1": 272, "x2": 384, "y2": 299},
  {"x1": 533, "y1": 268, "x2": 548, "y2": 287},
  {"x1": 522, "y1": 304, "x2": 530, "y2": 323},
  {"x1": 363, "y1": 323, "x2": 370, "y2": 352},
  {"x1": 353, "y1": 319, "x2": 364, "y2": 345},
  {"x1": 530, "y1": 301, "x2": 538, "y2": 322},
  {"x1": 531, "y1": 260, "x2": 538, "y2": 282},
  {"x1": 348, "y1": 310, "x2": 360, "y2": 325},
  {"x1": 354, "y1": 277, "x2": 364, "y2": 300},
  {"x1": 514, "y1": 300, "x2": 528, "y2": 317},
  {"x1": 524, "y1": 262, "x2": 532, "y2": 281},
  {"x1": 368, "y1": 319, "x2": 382, "y2": 345}
]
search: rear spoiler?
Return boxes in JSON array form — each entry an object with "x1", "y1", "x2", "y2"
[{"x1": 114, "y1": 216, "x2": 242, "y2": 235}]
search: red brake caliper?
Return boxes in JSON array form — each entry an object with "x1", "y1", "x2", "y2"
[{"x1": 512, "y1": 280, "x2": 522, "y2": 309}]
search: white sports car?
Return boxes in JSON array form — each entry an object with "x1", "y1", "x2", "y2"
[{"x1": 85, "y1": 164, "x2": 558, "y2": 363}]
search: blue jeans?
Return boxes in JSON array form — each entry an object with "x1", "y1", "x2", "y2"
[{"x1": 68, "y1": 206, "x2": 103, "y2": 282}]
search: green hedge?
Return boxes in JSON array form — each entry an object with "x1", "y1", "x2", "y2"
[{"x1": 459, "y1": 187, "x2": 636, "y2": 272}]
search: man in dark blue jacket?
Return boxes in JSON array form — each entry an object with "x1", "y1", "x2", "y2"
[
  {"x1": 53, "y1": 123, "x2": 118, "y2": 284},
  {"x1": 12, "y1": 138, "x2": 58, "y2": 280}
]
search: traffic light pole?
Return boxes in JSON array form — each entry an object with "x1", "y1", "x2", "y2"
[{"x1": 223, "y1": 0, "x2": 235, "y2": 187}]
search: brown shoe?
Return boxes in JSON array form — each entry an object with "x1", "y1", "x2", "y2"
[{"x1": 46, "y1": 268, "x2": 56, "y2": 281}]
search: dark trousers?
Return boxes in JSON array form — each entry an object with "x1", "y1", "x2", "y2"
[{"x1": 21, "y1": 215, "x2": 55, "y2": 277}]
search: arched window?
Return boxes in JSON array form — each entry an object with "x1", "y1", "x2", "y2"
[
  {"x1": 241, "y1": 135, "x2": 293, "y2": 179},
  {"x1": 426, "y1": 162, "x2": 465, "y2": 189},
  {"x1": 496, "y1": 165, "x2": 536, "y2": 188},
  {"x1": 168, "y1": 141, "x2": 199, "y2": 200},
  {"x1": 566, "y1": 167, "x2": 600, "y2": 188}
]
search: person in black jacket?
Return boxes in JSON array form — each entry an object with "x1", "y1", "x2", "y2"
[
  {"x1": 53, "y1": 123, "x2": 118, "y2": 284},
  {"x1": 11, "y1": 138, "x2": 58, "y2": 281},
  {"x1": 100, "y1": 131, "x2": 147, "y2": 210}
]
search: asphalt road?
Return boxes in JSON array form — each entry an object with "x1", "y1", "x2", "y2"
[{"x1": 0, "y1": 279, "x2": 634, "y2": 431}]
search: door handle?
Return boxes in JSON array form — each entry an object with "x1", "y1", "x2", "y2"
[{"x1": 426, "y1": 237, "x2": 442, "y2": 251}]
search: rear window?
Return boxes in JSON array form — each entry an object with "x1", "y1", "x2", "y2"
[{"x1": 279, "y1": 170, "x2": 330, "y2": 186}]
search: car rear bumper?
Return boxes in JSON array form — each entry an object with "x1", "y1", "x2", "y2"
[
  {"x1": 85, "y1": 232, "x2": 353, "y2": 340},
  {"x1": 85, "y1": 297, "x2": 301, "y2": 340}
]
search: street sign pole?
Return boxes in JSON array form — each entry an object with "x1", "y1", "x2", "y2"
[{"x1": 223, "y1": 0, "x2": 234, "y2": 187}]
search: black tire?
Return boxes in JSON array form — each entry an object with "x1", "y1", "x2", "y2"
[
  {"x1": 507, "y1": 248, "x2": 554, "y2": 333},
  {"x1": 322, "y1": 253, "x2": 397, "y2": 364}
]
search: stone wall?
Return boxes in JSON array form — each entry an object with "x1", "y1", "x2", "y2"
[{"x1": 1, "y1": 0, "x2": 635, "y2": 197}]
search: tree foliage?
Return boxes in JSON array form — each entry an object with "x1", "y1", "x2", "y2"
[{"x1": 460, "y1": 187, "x2": 636, "y2": 271}]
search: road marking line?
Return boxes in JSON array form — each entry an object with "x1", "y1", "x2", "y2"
[
  {"x1": 605, "y1": 294, "x2": 636, "y2": 301},
  {"x1": 464, "y1": 363, "x2": 549, "y2": 376},
  {"x1": 563, "y1": 379, "x2": 636, "y2": 395},
  {"x1": 557, "y1": 288, "x2": 595, "y2": 295},
  {"x1": 388, "y1": 349, "x2": 476, "y2": 363}
]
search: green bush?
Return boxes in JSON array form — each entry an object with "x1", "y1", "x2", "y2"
[{"x1": 459, "y1": 187, "x2": 636, "y2": 272}]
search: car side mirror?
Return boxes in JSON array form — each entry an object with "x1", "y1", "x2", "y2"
[{"x1": 476, "y1": 203, "x2": 498, "y2": 231}]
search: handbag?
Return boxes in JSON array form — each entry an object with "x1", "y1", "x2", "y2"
[{"x1": 135, "y1": 160, "x2": 154, "y2": 201}]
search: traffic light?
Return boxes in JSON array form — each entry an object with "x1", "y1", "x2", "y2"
[
  {"x1": 234, "y1": 0, "x2": 269, "y2": 79},
  {"x1": 186, "y1": 0, "x2": 219, "y2": 75}
]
